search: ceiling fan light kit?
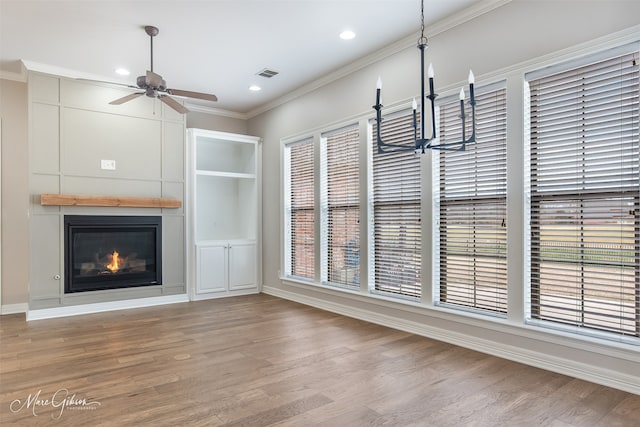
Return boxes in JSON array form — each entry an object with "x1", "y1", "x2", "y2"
[{"x1": 108, "y1": 25, "x2": 217, "y2": 114}]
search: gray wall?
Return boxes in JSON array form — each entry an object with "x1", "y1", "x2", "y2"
[
  {"x1": 28, "y1": 73, "x2": 189, "y2": 309},
  {"x1": 0, "y1": 75, "x2": 252, "y2": 311},
  {"x1": 0, "y1": 79, "x2": 29, "y2": 307},
  {"x1": 187, "y1": 111, "x2": 248, "y2": 134},
  {"x1": 247, "y1": 0, "x2": 640, "y2": 392}
]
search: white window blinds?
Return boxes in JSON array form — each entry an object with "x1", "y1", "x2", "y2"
[
  {"x1": 438, "y1": 87, "x2": 508, "y2": 313},
  {"x1": 528, "y1": 47, "x2": 640, "y2": 337},
  {"x1": 371, "y1": 111, "x2": 422, "y2": 298},
  {"x1": 321, "y1": 125, "x2": 360, "y2": 288},
  {"x1": 285, "y1": 138, "x2": 315, "y2": 280}
]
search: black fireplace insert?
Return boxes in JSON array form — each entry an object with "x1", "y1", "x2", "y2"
[{"x1": 64, "y1": 215, "x2": 162, "y2": 293}]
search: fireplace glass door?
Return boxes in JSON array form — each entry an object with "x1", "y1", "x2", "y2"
[{"x1": 64, "y1": 216, "x2": 162, "y2": 293}]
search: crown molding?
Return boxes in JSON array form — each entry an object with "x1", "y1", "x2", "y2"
[
  {"x1": 1, "y1": 60, "x2": 26, "y2": 82},
  {"x1": 20, "y1": 60, "x2": 246, "y2": 119},
  {"x1": 0, "y1": 69, "x2": 26, "y2": 82},
  {"x1": 21, "y1": 60, "x2": 124, "y2": 83},
  {"x1": 245, "y1": 0, "x2": 512, "y2": 119},
  {"x1": 182, "y1": 102, "x2": 248, "y2": 120}
]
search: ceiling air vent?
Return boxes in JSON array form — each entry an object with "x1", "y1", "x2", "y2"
[{"x1": 257, "y1": 68, "x2": 279, "y2": 78}]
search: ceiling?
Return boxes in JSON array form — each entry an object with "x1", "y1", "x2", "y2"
[{"x1": 1, "y1": 0, "x2": 485, "y2": 116}]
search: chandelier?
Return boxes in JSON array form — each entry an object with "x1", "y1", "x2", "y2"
[{"x1": 373, "y1": 0, "x2": 477, "y2": 154}]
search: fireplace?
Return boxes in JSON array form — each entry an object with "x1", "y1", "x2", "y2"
[{"x1": 64, "y1": 215, "x2": 162, "y2": 293}]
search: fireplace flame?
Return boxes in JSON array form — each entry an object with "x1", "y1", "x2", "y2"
[{"x1": 106, "y1": 250, "x2": 121, "y2": 273}]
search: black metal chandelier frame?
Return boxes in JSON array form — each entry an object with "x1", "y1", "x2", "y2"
[{"x1": 373, "y1": 0, "x2": 477, "y2": 154}]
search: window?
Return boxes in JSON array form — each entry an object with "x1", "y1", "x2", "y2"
[
  {"x1": 321, "y1": 125, "x2": 360, "y2": 288},
  {"x1": 437, "y1": 86, "x2": 508, "y2": 313},
  {"x1": 370, "y1": 111, "x2": 421, "y2": 298},
  {"x1": 284, "y1": 138, "x2": 315, "y2": 280},
  {"x1": 527, "y1": 46, "x2": 640, "y2": 337}
]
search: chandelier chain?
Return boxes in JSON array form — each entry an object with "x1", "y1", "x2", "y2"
[{"x1": 419, "y1": 0, "x2": 427, "y2": 46}]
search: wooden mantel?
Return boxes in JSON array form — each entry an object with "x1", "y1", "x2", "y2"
[{"x1": 40, "y1": 194, "x2": 182, "y2": 209}]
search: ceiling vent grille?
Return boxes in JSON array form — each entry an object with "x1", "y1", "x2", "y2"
[{"x1": 257, "y1": 68, "x2": 279, "y2": 78}]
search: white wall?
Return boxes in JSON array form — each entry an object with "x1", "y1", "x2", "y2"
[{"x1": 248, "y1": 0, "x2": 640, "y2": 393}]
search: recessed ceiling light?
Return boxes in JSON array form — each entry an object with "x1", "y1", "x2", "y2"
[
  {"x1": 339, "y1": 30, "x2": 356, "y2": 40},
  {"x1": 114, "y1": 68, "x2": 130, "y2": 76},
  {"x1": 249, "y1": 85, "x2": 262, "y2": 92}
]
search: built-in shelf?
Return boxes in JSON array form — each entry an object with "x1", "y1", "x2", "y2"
[
  {"x1": 40, "y1": 194, "x2": 182, "y2": 208},
  {"x1": 188, "y1": 128, "x2": 261, "y2": 300},
  {"x1": 195, "y1": 170, "x2": 256, "y2": 179}
]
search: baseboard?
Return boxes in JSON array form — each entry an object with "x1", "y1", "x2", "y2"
[
  {"x1": 26, "y1": 294, "x2": 189, "y2": 321},
  {"x1": 1, "y1": 303, "x2": 29, "y2": 315},
  {"x1": 263, "y1": 285, "x2": 640, "y2": 395},
  {"x1": 191, "y1": 289, "x2": 260, "y2": 301}
]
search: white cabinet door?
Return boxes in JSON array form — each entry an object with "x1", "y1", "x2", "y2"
[
  {"x1": 228, "y1": 243, "x2": 256, "y2": 290},
  {"x1": 197, "y1": 244, "x2": 227, "y2": 293}
]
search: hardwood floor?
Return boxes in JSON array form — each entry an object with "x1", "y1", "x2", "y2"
[{"x1": 1, "y1": 294, "x2": 638, "y2": 426}]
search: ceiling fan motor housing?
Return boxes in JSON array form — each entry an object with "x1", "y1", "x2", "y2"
[{"x1": 137, "y1": 75, "x2": 166, "y2": 92}]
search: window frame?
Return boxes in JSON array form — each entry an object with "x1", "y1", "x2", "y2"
[
  {"x1": 283, "y1": 137, "x2": 316, "y2": 281},
  {"x1": 524, "y1": 42, "x2": 640, "y2": 339},
  {"x1": 320, "y1": 124, "x2": 361, "y2": 289},
  {"x1": 368, "y1": 108, "x2": 423, "y2": 300},
  {"x1": 435, "y1": 82, "x2": 509, "y2": 316}
]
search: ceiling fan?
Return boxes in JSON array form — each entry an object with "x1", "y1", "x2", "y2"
[{"x1": 109, "y1": 25, "x2": 217, "y2": 114}]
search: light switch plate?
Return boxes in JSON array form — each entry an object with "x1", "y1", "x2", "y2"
[{"x1": 101, "y1": 159, "x2": 116, "y2": 170}]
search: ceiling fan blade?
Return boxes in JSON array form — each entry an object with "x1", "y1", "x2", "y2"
[
  {"x1": 109, "y1": 92, "x2": 145, "y2": 105},
  {"x1": 158, "y1": 95, "x2": 190, "y2": 114},
  {"x1": 166, "y1": 88, "x2": 218, "y2": 102},
  {"x1": 78, "y1": 78, "x2": 139, "y2": 90},
  {"x1": 146, "y1": 70, "x2": 164, "y2": 88}
]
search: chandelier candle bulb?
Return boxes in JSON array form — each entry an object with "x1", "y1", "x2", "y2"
[
  {"x1": 468, "y1": 70, "x2": 475, "y2": 103},
  {"x1": 376, "y1": 76, "x2": 382, "y2": 105},
  {"x1": 412, "y1": 97, "x2": 417, "y2": 129},
  {"x1": 459, "y1": 88, "x2": 466, "y2": 141},
  {"x1": 428, "y1": 63, "x2": 435, "y2": 96}
]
